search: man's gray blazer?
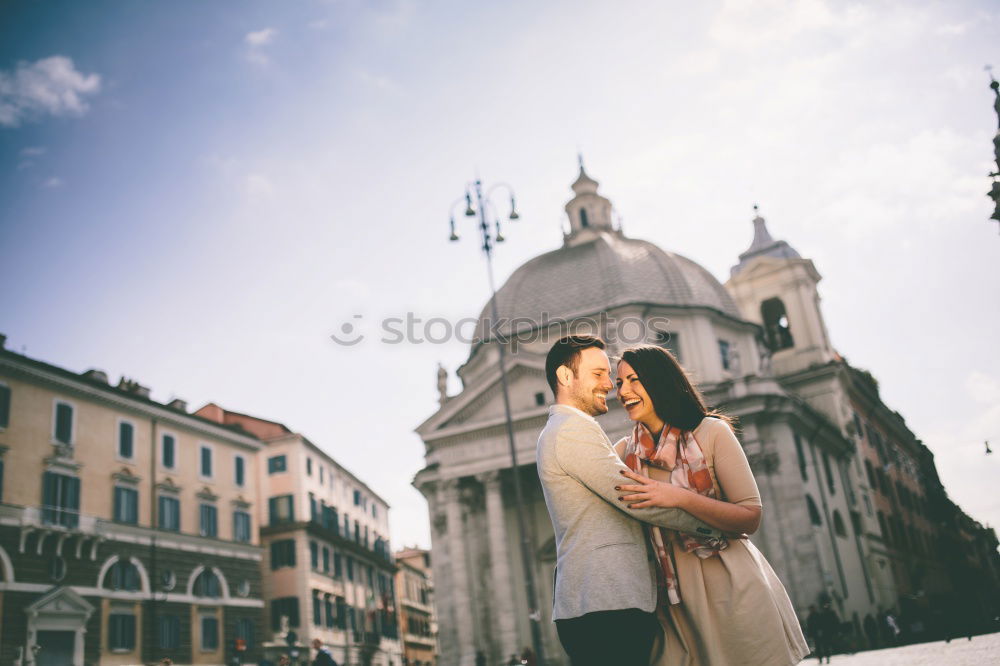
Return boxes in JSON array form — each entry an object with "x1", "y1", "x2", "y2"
[{"x1": 537, "y1": 404, "x2": 721, "y2": 621}]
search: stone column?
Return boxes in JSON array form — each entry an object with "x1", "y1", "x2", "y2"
[
  {"x1": 443, "y1": 478, "x2": 475, "y2": 664},
  {"x1": 482, "y1": 470, "x2": 518, "y2": 657}
]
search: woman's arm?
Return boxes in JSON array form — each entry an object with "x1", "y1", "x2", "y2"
[
  {"x1": 617, "y1": 470, "x2": 761, "y2": 533},
  {"x1": 616, "y1": 420, "x2": 763, "y2": 534}
]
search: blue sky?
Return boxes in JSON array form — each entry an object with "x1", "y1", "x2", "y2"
[{"x1": 2, "y1": 0, "x2": 999, "y2": 549}]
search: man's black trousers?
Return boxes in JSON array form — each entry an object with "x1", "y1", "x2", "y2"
[{"x1": 555, "y1": 607, "x2": 660, "y2": 666}]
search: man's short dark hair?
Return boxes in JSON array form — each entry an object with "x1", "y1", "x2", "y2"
[{"x1": 545, "y1": 335, "x2": 607, "y2": 397}]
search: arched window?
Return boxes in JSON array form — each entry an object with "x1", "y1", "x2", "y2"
[
  {"x1": 806, "y1": 495, "x2": 821, "y2": 526},
  {"x1": 193, "y1": 569, "x2": 222, "y2": 598},
  {"x1": 579, "y1": 208, "x2": 589, "y2": 228},
  {"x1": 104, "y1": 559, "x2": 141, "y2": 591},
  {"x1": 832, "y1": 511, "x2": 847, "y2": 538},
  {"x1": 760, "y1": 298, "x2": 794, "y2": 350}
]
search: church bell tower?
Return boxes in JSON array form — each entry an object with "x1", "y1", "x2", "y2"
[{"x1": 726, "y1": 207, "x2": 835, "y2": 376}]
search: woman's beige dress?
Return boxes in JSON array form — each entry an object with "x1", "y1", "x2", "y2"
[{"x1": 617, "y1": 417, "x2": 809, "y2": 666}]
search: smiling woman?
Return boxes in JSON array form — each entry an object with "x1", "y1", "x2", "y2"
[{"x1": 611, "y1": 344, "x2": 808, "y2": 666}]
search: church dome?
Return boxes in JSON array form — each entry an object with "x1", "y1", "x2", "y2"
[{"x1": 476, "y1": 229, "x2": 742, "y2": 340}]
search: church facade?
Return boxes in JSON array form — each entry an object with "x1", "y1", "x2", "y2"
[{"x1": 414, "y1": 167, "x2": 1000, "y2": 665}]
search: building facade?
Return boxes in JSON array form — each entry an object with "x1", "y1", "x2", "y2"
[
  {"x1": 414, "y1": 168, "x2": 1000, "y2": 665},
  {"x1": 0, "y1": 344, "x2": 265, "y2": 666},
  {"x1": 394, "y1": 548, "x2": 437, "y2": 666},
  {"x1": 195, "y1": 405, "x2": 403, "y2": 666}
]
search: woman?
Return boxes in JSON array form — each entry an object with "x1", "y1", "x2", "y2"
[{"x1": 613, "y1": 344, "x2": 809, "y2": 666}]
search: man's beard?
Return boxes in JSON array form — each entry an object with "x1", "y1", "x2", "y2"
[{"x1": 572, "y1": 384, "x2": 607, "y2": 416}]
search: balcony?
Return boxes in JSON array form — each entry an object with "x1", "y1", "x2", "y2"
[{"x1": 12, "y1": 504, "x2": 107, "y2": 559}]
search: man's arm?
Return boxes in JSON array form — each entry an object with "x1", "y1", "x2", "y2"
[{"x1": 554, "y1": 421, "x2": 721, "y2": 537}]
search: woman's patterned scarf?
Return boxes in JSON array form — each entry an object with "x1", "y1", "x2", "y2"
[{"x1": 622, "y1": 423, "x2": 728, "y2": 605}]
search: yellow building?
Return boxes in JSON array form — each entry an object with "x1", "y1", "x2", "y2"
[
  {"x1": 0, "y1": 341, "x2": 265, "y2": 666},
  {"x1": 194, "y1": 404, "x2": 403, "y2": 666},
  {"x1": 395, "y1": 548, "x2": 437, "y2": 666}
]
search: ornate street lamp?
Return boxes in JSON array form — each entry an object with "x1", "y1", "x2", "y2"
[
  {"x1": 448, "y1": 178, "x2": 545, "y2": 664},
  {"x1": 988, "y1": 65, "x2": 1000, "y2": 232}
]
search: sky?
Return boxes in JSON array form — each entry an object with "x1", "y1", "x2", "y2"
[{"x1": 1, "y1": 0, "x2": 998, "y2": 550}]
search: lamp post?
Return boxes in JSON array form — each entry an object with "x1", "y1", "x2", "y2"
[
  {"x1": 988, "y1": 66, "x2": 1000, "y2": 232},
  {"x1": 449, "y1": 178, "x2": 545, "y2": 664}
]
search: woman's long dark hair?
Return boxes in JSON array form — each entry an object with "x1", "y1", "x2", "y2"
[{"x1": 618, "y1": 344, "x2": 733, "y2": 432}]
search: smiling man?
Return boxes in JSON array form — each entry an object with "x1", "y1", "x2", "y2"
[{"x1": 536, "y1": 335, "x2": 721, "y2": 666}]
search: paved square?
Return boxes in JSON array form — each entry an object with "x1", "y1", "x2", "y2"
[{"x1": 809, "y1": 632, "x2": 1000, "y2": 665}]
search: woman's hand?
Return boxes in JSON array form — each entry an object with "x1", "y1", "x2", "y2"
[{"x1": 616, "y1": 469, "x2": 691, "y2": 509}]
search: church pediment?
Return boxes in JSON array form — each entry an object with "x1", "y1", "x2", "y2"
[
  {"x1": 419, "y1": 361, "x2": 548, "y2": 436},
  {"x1": 26, "y1": 586, "x2": 95, "y2": 618}
]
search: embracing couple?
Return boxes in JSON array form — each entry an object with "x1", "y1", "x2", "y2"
[{"x1": 537, "y1": 335, "x2": 809, "y2": 666}]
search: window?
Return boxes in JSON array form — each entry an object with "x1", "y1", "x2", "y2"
[
  {"x1": 325, "y1": 594, "x2": 334, "y2": 628},
  {"x1": 354, "y1": 489, "x2": 362, "y2": 506},
  {"x1": 806, "y1": 494, "x2": 822, "y2": 526},
  {"x1": 235, "y1": 617, "x2": 254, "y2": 649},
  {"x1": 306, "y1": 457, "x2": 313, "y2": 476},
  {"x1": 270, "y1": 539, "x2": 296, "y2": 569},
  {"x1": 105, "y1": 559, "x2": 141, "y2": 591},
  {"x1": 161, "y1": 434, "x2": 176, "y2": 468},
  {"x1": 761, "y1": 298, "x2": 794, "y2": 350},
  {"x1": 271, "y1": 597, "x2": 300, "y2": 631},
  {"x1": 718, "y1": 340, "x2": 731, "y2": 371},
  {"x1": 200, "y1": 504, "x2": 218, "y2": 538},
  {"x1": 336, "y1": 596, "x2": 347, "y2": 629},
  {"x1": 313, "y1": 590, "x2": 322, "y2": 625},
  {"x1": 833, "y1": 510, "x2": 847, "y2": 538},
  {"x1": 865, "y1": 460, "x2": 876, "y2": 488},
  {"x1": 118, "y1": 421, "x2": 134, "y2": 459},
  {"x1": 268, "y1": 495, "x2": 294, "y2": 524},
  {"x1": 310, "y1": 541, "x2": 319, "y2": 569},
  {"x1": 54, "y1": 401, "x2": 73, "y2": 444},
  {"x1": 322, "y1": 505, "x2": 339, "y2": 532},
  {"x1": 42, "y1": 471, "x2": 80, "y2": 527},
  {"x1": 322, "y1": 546, "x2": 330, "y2": 573},
  {"x1": 0, "y1": 383, "x2": 10, "y2": 428},
  {"x1": 200, "y1": 445, "x2": 213, "y2": 478},
  {"x1": 157, "y1": 615, "x2": 180, "y2": 649},
  {"x1": 822, "y1": 453, "x2": 836, "y2": 495},
  {"x1": 794, "y1": 434, "x2": 808, "y2": 481},
  {"x1": 113, "y1": 486, "x2": 138, "y2": 524},
  {"x1": 346, "y1": 556, "x2": 354, "y2": 581},
  {"x1": 655, "y1": 331, "x2": 682, "y2": 361},
  {"x1": 158, "y1": 495, "x2": 180, "y2": 531},
  {"x1": 193, "y1": 569, "x2": 221, "y2": 598},
  {"x1": 579, "y1": 207, "x2": 589, "y2": 227},
  {"x1": 109, "y1": 612, "x2": 136, "y2": 650},
  {"x1": 268, "y1": 455, "x2": 287, "y2": 474},
  {"x1": 234, "y1": 455, "x2": 245, "y2": 487},
  {"x1": 233, "y1": 510, "x2": 251, "y2": 543},
  {"x1": 201, "y1": 615, "x2": 219, "y2": 651},
  {"x1": 372, "y1": 505, "x2": 378, "y2": 519},
  {"x1": 534, "y1": 392, "x2": 546, "y2": 406},
  {"x1": 310, "y1": 493, "x2": 319, "y2": 522},
  {"x1": 319, "y1": 466, "x2": 325, "y2": 484},
  {"x1": 334, "y1": 552, "x2": 343, "y2": 578}
]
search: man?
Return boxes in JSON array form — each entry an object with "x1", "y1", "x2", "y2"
[
  {"x1": 311, "y1": 638, "x2": 338, "y2": 666},
  {"x1": 537, "y1": 335, "x2": 722, "y2": 666}
]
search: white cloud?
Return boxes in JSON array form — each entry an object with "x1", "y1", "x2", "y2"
[
  {"x1": 42, "y1": 176, "x2": 64, "y2": 188},
  {"x1": 244, "y1": 28, "x2": 277, "y2": 65},
  {"x1": 0, "y1": 56, "x2": 101, "y2": 128},
  {"x1": 20, "y1": 146, "x2": 46, "y2": 157},
  {"x1": 245, "y1": 28, "x2": 277, "y2": 46}
]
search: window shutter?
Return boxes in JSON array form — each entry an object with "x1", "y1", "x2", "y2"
[{"x1": 0, "y1": 384, "x2": 10, "y2": 428}]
